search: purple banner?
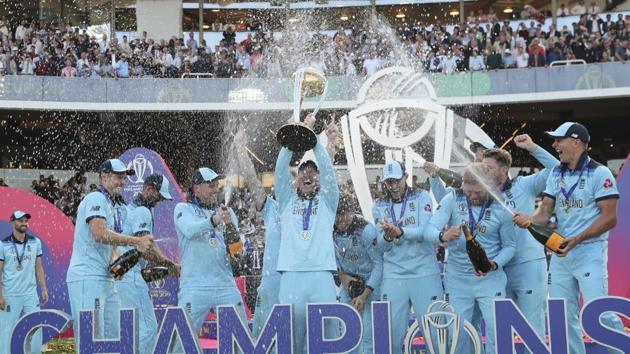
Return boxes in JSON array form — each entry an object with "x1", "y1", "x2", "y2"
[{"x1": 118, "y1": 147, "x2": 186, "y2": 307}]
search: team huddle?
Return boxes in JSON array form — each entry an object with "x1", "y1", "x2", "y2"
[{"x1": 0, "y1": 119, "x2": 623, "y2": 354}]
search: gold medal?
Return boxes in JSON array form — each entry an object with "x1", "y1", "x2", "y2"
[{"x1": 301, "y1": 230, "x2": 310, "y2": 240}]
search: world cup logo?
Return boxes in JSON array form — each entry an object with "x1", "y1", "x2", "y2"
[
  {"x1": 403, "y1": 300, "x2": 481, "y2": 354},
  {"x1": 126, "y1": 154, "x2": 154, "y2": 183},
  {"x1": 340, "y1": 66, "x2": 495, "y2": 221}
]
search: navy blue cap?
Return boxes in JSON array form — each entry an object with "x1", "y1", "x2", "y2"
[
  {"x1": 191, "y1": 167, "x2": 222, "y2": 185},
  {"x1": 10, "y1": 210, "x2": 31, "y2": 221},
  {"x1": 99, "y1": 159, "x2": 135, "y2": 176},
  {"x1": 545, "y1": 122, "x2": 590, "y2": 143},
  {"x1": 144, "y1": 174, "x2": 172, "y2": 200}
]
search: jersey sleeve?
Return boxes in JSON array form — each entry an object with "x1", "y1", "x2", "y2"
[
  {"x1": 493, "y1": 210, "x2": 516, "y2": 267},
  {"x1": 400, "y1": 192, "x2": 434, "y2": 242},
  {"x1": 36, "y1": 237, "x2": 43, "y2": 257},
  {"x1": 274, "y1": 147, "x2": 294, "y2": 210},
  {"x1": 130, "y1": 207, "x2": 153, "y2": 235},
  {"x1": 362, "y1": 223, "x2": 382, "y2": 290},
  {"x1": 174, "y1": 203, "x2": 213, "y2": 240},
  {"x1": 83, "y1": 192, "x2": 108, "y2": 223},
  {"x1": 426, "y1": 193, "x2": 456, "y2": 244},
  {"x1": 543, "y1": 167, "x2": 559, "y2": 200},
  {"x1": 314, "y1": 136, "x2": 340, "y2": 212},
  {"x1": 593, "y1": 166, "x2": 620, "y2": 201}
]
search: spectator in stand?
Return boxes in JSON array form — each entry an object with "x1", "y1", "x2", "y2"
[
  {"x1": 19, "y1": 53, "x2": 34, "y2": 75},
  {"x1": 223, "y1": 25, "x2": 236, "y2": 47},
  {"x1": 547, "y1": 42, "x2": 565, "y2": 63},
  {"x1": 486, "y1": 47, "x2": 504, "y2": 69},
  {"x1": 587, "y1": 13, "x2": 604, "y2": 34},
  {"x1": 503, "y1": 48, "x2": 515, "y2": 68},
  {"x1": 363, "y1": 51, "x2": 381, "y2": 76},
  {"x1": 528, "y1": 39, "x2": 546, "y2": 66},
  {"x1": 115, "y1": 52, "x2": 129, "y2": 78},
  {"x1": 120, "y1": 35, "x2": 132, "y2": 55},
  {"x1": 515, "y1": 45, "x2": 529, "y2": 68},
  {"x1": 615, "y1": 40, "x2": 629, "y2": 61},
  {"x1": 186, "y1": 32, "x2": 198, "y2": 52},
  {"x1": 557, "y1": 4, "x2": 570, "y2": 17},
  {"x1": 60, "y1": 58, "x2": 77, "y2": 77},
  {"x1": 587, "y1": 1, "x2": 601, "y2": 15},
  {"x1": 129, "y1": 57, "x2": 144, "y2": 78},
  {"x1": 571, "y1": 0, "x2": 587, "y2": 15}
]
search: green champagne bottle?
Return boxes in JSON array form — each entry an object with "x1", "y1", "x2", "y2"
[
  {"x1": 462, "y1": 223, "x2": 493, "y2": 273},
  {"x1": 527, "y1": 222, "x2": 567, "y2": 253}
]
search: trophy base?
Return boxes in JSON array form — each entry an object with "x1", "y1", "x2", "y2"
[{"x1": 276, "y1": 123, "x2": 317, "y2": 152}]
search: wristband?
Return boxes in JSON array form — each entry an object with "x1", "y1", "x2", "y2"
[{"x1": 438, "y1": 231, "x2": 445, "y2": 243}]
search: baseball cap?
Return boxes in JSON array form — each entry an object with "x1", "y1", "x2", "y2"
[
  {"x1": 10, "y1": 210, "x2": 31, "y2": 221},
  {"x1": 382, "y1": 161, "x2": 405, "y2": 180},
  {"x1": 99, "y1": 159, "x2": 135, "y2": 176},
  {"x1": 191, "y1": 167, "x2": 223, "y2": 185},
  {"x1": 545, "y1": 122, "x2": 590, "y2": 143},
  {"x1": 469, "y1": 141, "x2": 497, "y2": 153},
  {"x1": 298, "y1": 159, "x2": 319, "y2": 172},
  {"x1": 144, "y1": 174, "x2": 172, "y2": 200}
]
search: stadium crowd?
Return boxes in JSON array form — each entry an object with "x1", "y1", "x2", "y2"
[{"x1": 0, "y1": 8, "x2": 628, "y2": 79}]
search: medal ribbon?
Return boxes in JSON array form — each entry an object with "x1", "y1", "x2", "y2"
[
  {"x1": 466, "y1": 197, "x2": 491, "y2": 237},
  {"x1": 303, "y1": 198, "x2": 314, "y2": 233},
  {"x1": 389, "y1": 192, "x2": 409, "y2": 228},
  {"x1": 98, "y1": 186, "x2": 123, "y2": 233},
  {"x1": 560, "y1": 158, "x2": 589, "y2": 202},
  {"x1": 12, "y1": 236, "x2": 27, "y2": 269}
]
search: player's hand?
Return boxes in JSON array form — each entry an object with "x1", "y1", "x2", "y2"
[
  {"x1": 219, "y1": 205, "x2": 232, "y2": 224},
  {"x1": 168, "y1": 263, "x2": 181, "y2": 278},
  {"x1": 351, "y1": 294, "x2": 367, "y2": 312},
  {"x1": 304, "y1": 113, "x2": 316, "y2": 129},
  {"x1": 442, "y1": 226, "x2": 461, "y2": 242},
  {"x1": 514, "y1": 134, "x2": 537, "y2": 153},
  {"x1": 422, "y1": 162, "x2": 440, "y2": 176},
  {"x1": 555, "y1": 237, "x2": 578, "y2": 257},
  {"x1": 0, "y1": 295, "x2": 5, "y2": 311},
  {"x1": 41, "y1": 289, "x2": 49, "y2": 304},
  {"x1": 324, "y1": 121, "x2": 339, "y2": 141},
  {"x1": 340, "y1": 273, "x2": 358, "y2": 292},
  {"x1": 136, "y1": 235, "x2": 154, "y2": 253},
  {"x1": 380, "y1": 221, "x2": 403, "y2": 241},
  {"x1": 512, "y1": 213, "x2": 532, "y2": 228},
  {"x1": 474, "y1": 261, "x2": 497, "y2": 276}
]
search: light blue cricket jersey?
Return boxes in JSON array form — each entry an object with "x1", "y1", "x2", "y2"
[
  {"x1": 543, "y1": 154, "x2": 619, "y2": 243},
  {"x1": 503, "y1": 146, "x2": 558, "y2": 265},
  {"x1": 67, "y1": 190, "x2": 127, "y2": 282},
  {"x1": 260, "y1": 196, "x2": 281, "y2": 277},
  {"x1": 372, "y1": 187, "x2": 440, "y2": 279},
  {"x1": 427, "y1": 192, "x2": 516, "y2": 274},
  {"x1": 0, "y1": 234, "x2": 42, "y2": 296},
  {"x1": 333, "y1": 215, "x2": 382, "y2": 291},
  {"x1": 174, "y1": 201, "x2": 239, "y2": 289},
  {"x1": 119, "y1": 200, "x2": 153, "y2": 280},
  {"x1": 274, "y1": 137, "x2": 339, "y2": 272}
]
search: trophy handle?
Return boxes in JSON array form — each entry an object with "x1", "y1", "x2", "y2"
[{"x1": 311, "y1": 76, "x2": 328, "y2": 118}]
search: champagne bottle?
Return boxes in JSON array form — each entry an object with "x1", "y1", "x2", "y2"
[
  {"x1": 461, "y1": 223, "x2": 493, "y2": 273},
  {"x1": 527, "y1": 223, "x2": 567, "y2": 253},
  {"x1": 224, "y1": 222, "x2": 244, "y2": 256},
  {"x1": 436, "y1": 168, "x2": 463, "y2": 188},
  {"x1": 109, "y1": 249, "x2": 141, "y2": 279},
  {"x1": 141, "y1": 265, "x2": 169, "y2": 282}
]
